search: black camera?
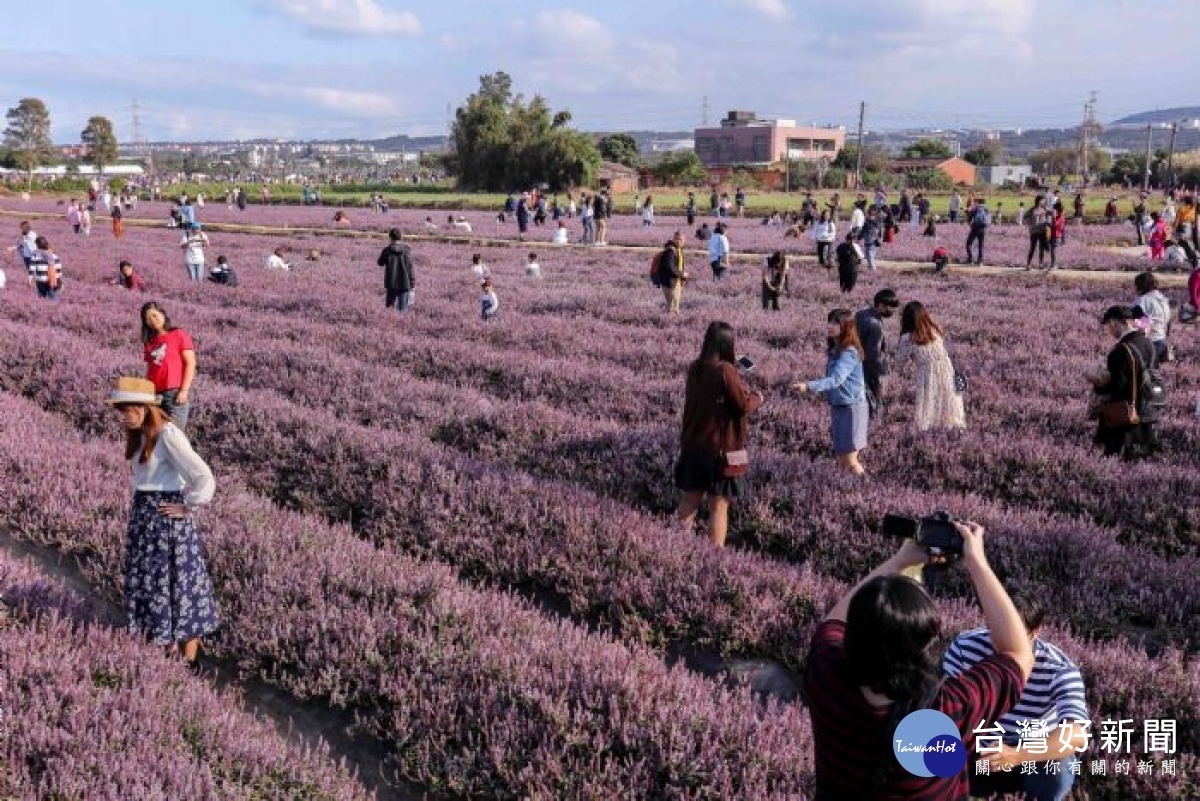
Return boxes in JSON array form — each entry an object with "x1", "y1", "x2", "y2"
[{"x1": 882, "y1": 511, "x2": 963, "y2": 559}]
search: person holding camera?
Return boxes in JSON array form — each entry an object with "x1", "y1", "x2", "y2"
[
  {"x1": 805, "y1": 521, "x2": 1034, "y2": 799},
  {"x1": 944, "y1": 594, "x2": 1091, "y2": 801},
  {"x1": 793, "y1": 309, "x2": 870, "y2": 475},
  {"x1": 674, "y1": 322, "x2": 763, "y2": 548}
]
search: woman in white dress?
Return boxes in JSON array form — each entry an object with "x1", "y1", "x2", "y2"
[{"x1": 894, "y1": 301, "x2": 966, "y2": 432}]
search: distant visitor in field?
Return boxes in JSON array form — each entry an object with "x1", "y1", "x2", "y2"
[
  {"x1": 333, "y1": 210, "x2": 350, "y2": 225},
  {"x1": 28, "y1": 235, "x2": 62, "y2": 299},
  {"x1": 894, "y1": 301, "x2": 967, "y2": 432},
  {"x1": 932, "y1": 245, "x2": 950, "y2": 274},
  {"x1": 858, "y1": 207, "x2": 882, "y2": 271},
  {"x1": 593, "y1": 190, "x2": 610, "y2": 245},
  {"x1": 674, "y1": 321, "x2": 763, "y2": 547},
  {"x1": 813, "y1": 210, "x2": 836, "y2": 268},
  {"x1": 306, "y1": 248, "x2": 321, "y2": 262},
  {"x1": 854, "y1": 289, "x2": 899, "y2": 417},
  {"x1": 208, "y1": 256, "x2": 238, "y2": 287},
  {"x1": 964, "y1": 198, "x2": 990, "y2": 265},
  {"x1": 654, "y1": 230, "x2": 688, "y2": 314},
  {"x1": 141, "y1": 302, "x2": 197, "y2": 431},
  {"x1": 180, "y1": 223, "x2": 209, "y2": 282},
  {"x1": 641, "y1": 194, "x2": 655, "y2": 227},
  {"x1": 685, "y1": 191, "x2": 697, "y2": 225},
  {"x1": 111, "y1": 259, "x2": 147, "y2": 292},
  {"x1": 111, "y1": 201, "x2": 124, "y2": 239},
  {"x1": 708, "y1": 223, "x2": 730, "y2": 280},
  {"x1": 516, "y1": 192, "x2": 531, "y2": 240},
  {"x1": 1025, "y1": 195, "x2": 1051, "y2": 270},
  {"x1": 760, "y1": 252, "x2": 788, "y2": 311},
  {"x1": 479, "y1": 278, "x2": 499, "y2": 322},
  {"x1": 695, "y1": 222, "x2": 711, "y2": 242},
  {"x1": 423, "y1": 216, "x2": 438, "y2": 231},
  {"x1": 1089, "y1": 305, "x2": 1158, "y2": 459},
  {"x1": 552, "y1": 221, "x2": 568, "y2": 245},
  {"x1": 525, "y1": 252, "x2": 541, "y2": 279},
  {"x1": 470, "y1": 253, "x2": 490, "y2": 279},
  {"x1": 835, "y1": 232, "x2": 862, "y2": 293},
  {"x1": 450, "y1": 214, "x2": 472, "y2": 233},
  {"x1": 793, "y1": 309, "x2": 870, "y2": 475},
  {"x1": 108, "y1": 376, "x2": 218, "y2": 673},
  {"x1": 377, "y1": 228, "x2": 415, "y2": 313},
  {"x1": 7, "y1": 220, "x2": 38, "y2": 272},
  {"x1": 265, "y1": 246, "x2": 291, "y2": 271}
]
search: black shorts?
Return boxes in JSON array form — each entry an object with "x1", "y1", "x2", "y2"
[{"x1": 674, "y1": 453, "x2": 745, "y2": 498}]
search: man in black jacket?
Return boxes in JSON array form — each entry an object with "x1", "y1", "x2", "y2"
[
  {"x1": 855, "y1": 289, "x2": 900, "y2": 417},
  {"x1": 377, "y1": 228, "x2": 415, "y2": 312},
  {"x1": 1091, "y1": 305, "x2": 1158, "y2": 458}
]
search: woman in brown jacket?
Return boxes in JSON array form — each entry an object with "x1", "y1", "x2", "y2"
[{"x1": 674, "y1": 321, "x2": 763, "y2": 547}]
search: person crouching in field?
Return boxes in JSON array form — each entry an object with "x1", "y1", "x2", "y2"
[{"x1": 479, "y1": 279, "x2": 500, "y2": 321}]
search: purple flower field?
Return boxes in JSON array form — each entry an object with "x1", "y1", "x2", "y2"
[{"x1": 0, "y1": 206, "x2": 1197, "y2": 798}]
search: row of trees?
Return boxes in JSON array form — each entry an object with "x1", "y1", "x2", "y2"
[{"x1": 3, "y1": 97, "x2": 119, "y2": 188}]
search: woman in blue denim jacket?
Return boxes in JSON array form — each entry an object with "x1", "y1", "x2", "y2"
[{"x1": 793, "y1": 308, "x2": 869, "y2": 475}]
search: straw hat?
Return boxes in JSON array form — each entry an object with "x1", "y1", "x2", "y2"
[{"x1": 108, "y1": 376, "x2": 160, "y2": 405}]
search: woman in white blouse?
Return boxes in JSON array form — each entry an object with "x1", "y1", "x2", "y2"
[{"x1": 109, "y1": 376, "x2": 218, "y2": 671}]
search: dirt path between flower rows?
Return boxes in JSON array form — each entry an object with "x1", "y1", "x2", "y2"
[
  {"x1": 1, "y1": 208, "x2": 1189, "y2": 288},
  {"x1": 0, "y1": 527, "x2": 428, "y2": 801}
]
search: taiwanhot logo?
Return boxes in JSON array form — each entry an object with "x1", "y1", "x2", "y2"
[{"x1": 893, "y1": 709, "x2": 967, "y2": 778}]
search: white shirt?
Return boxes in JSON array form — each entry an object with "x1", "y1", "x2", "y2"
[
  {"x1": 130, "y1": 423, "x2": 215, "y2": 508},
  {"x1": 849, "y1": 207, "x2": 865, "y2": 231},
  {"x1": 266, "y1": 253, "x2": 291, "y2": 271},
  {"x1": 525, "y1": 260, "x2": 541, "y2": 277},
  {"x1": 471, "y1": 263, "x2": 490, "y2": 278},
  {"x1": 708, "y1": 233, "x2": 730, "y2": 263},
  {"x1": 814, "y1": 220, "x2": 837, "y2": 243},
  {"x1": 552, "y1": 227, "x2": 568, "y2": 245},
  {"x1": 181, "y1": 232, "x2": 208, "y2": 263},
  {"x1": 452, "y1": 220, "x2": 472, "y2": 232},
  {"x1": 1135, "y1": 290, "x2": 1170, "y2": 342}
]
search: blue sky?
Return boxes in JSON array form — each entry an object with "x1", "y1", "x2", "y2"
[{"x1": 4, "y1": 0, "x2": 1193, "y2": 143}]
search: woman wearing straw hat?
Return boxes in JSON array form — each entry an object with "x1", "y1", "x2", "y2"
[{"x1": 109, "y1": 376, "x2": 218, "y2": 671}]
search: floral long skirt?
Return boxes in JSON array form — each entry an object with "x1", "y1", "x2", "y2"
[{"x1": 123, "y1": 490, "x2": 219, "y2": 645}]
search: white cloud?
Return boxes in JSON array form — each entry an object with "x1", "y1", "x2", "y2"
[
  {"x1": 264, "y1": 0, "x2": 420, "y2": 36},
  {"x1": 728, "y1": 0, "x2": 790, "y2": 20}
]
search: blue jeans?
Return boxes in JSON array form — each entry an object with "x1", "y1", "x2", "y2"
[
  {"x1": 971, "y1": 757, "x2": 1078, "y2": 801},
  {"x1": 386, "y1": 289, "x2": 413, "y2": 312},
  {"x1": 186, "y1": 261, "x2": 203, "y2": 282},
  {"x1": 865, "y1": 244, "x2": 879, "y2": 270}
]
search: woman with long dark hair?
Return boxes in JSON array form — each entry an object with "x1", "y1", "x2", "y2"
[
  {"x1": 804, "y1": 524, "x2": 1033, "y2": 798},
  {"x1": 141, "y1": 302, "x2": 197, "y2": 431},
  {"x1": 896, "y1": 301, "x2": 966, "y2": 432},
  {"x1": 674, "y1": 322, "x2": 763, "y2": 547},
  {"x1": 108, "y1": 376, "x2": 218, "y2": 670},
  {"x1": 793, "y1": 309, "x2": 869, "y2": 474}
]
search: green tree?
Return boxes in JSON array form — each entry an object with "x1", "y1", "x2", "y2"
[
  {"x1": 963, "y1": 140, "x2": 1003, "y2": 167},
  {"x1": 832, "y1": 143, "x2": 888, "y2": 173},
  {"x1": 1030, "y1": 146, "x2": 1077, "y2": 177},
  {"x1": 447, "y1": 72, "x2": 599, "y2": 192},
  {"x1": 4, "y1": 97, "x2": 54, "y2": 189},
  {"x1": 80, "y1": 115, "x2": 118, "y2": 178},
  {"x1": 650, "y1": 150, "x2": 707, "y2": 186},
  {"x1": 901, "y1": 138, "x2": 954, "y2": 160},
  {"x1": 598, "y1": 133, "x2": 640, "y2": 168}
]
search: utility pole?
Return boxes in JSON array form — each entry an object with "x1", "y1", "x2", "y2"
[
  {"x1": 854, "y1": 101, "x2": 865, "y2": 189},
  {"x1": 1142, "y1": 124, "x2": 1154, "y2": 192},
  {"x1": 1166, "y1": 122, "x2": 1179, "y2": 188},
  {"x1": 131, "y1": 98, "x2": 153, "y2": 179},
  {"x1": 701, "y1": 96, "x2": 709, "y2": 127}
]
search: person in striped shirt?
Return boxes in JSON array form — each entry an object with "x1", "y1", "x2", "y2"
[{"x1": 943, "y1": 594, "x2": 1090, "y2": 801}]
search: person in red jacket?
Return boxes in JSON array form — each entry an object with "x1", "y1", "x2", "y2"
[
  {"x1": 674, "y1": 321, "x2": 763, "y2": 547},
  {"x1": 1048, "y1": 201, "x2": 1067, "y2": 270},
  {"x1": 111, "y1": 260, "x2": 147, "y2": 291},
  {"x1": 141, "y1": 302, "x2": 197, "y2": 431}
]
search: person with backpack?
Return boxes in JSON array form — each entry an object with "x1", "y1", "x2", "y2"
[
  {"x1": 761, "y1": 252, "x2": 788, "y2": 311},
  {"x1": 964, "y1": 199, "x2": 990, "y2": 265},
  {"x1": 835, "y1": 232, "x2": 862, "y2": 293},
  {"x1": 656, "y1": 230, "x2": 688, "y2": 314},
  {"x1": 1089, "y1": 305, "x2": 1160, "y2": 458}
]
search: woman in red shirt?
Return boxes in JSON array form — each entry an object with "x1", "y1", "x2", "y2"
[{"x1": 141, "y1": 302, "x2": 197, "y2": 431}]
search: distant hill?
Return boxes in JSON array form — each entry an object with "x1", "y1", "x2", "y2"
[{"x1": 1110, "y1": 107, "x2": 1200, "y2": 126}]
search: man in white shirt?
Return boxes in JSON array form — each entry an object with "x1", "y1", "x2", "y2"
[
  {"x1": 708, "y1": 223, "x2": 731, "y2": 280},
  {"x1": 265, "y1": 246, "x2": 291, "y2": 271},
  {"x1": 849, "y1": 202, "x2": 866, "y2": 235}
]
